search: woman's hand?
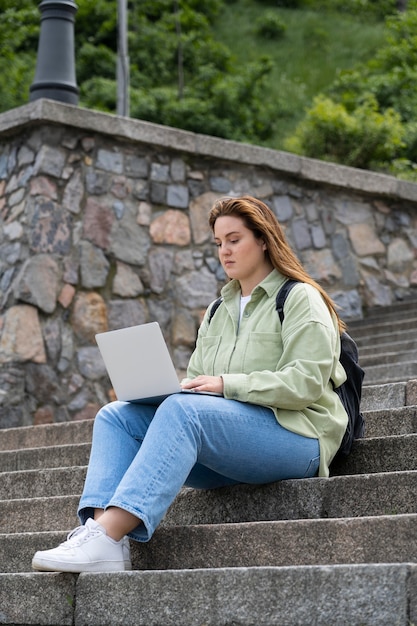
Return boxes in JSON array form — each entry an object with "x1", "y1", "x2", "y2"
[{"x1": 181, "y1": 375, "x2": 224, "y2": 395}]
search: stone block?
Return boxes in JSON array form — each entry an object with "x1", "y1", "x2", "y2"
[
  {"x1": 74, "y1": 564, "x2": 416, "y2": 626},
  {"x1": 0, "y1": 572, "x2": 75, "y2": 625}
]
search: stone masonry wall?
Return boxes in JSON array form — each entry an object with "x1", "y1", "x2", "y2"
[{"x1": 1, "y1": 100, "x2": 417, "y2": 428}]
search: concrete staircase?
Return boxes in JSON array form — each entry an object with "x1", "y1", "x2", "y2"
[{"x1": 1, "y1": 301, "x2": 417, "y2": 625}]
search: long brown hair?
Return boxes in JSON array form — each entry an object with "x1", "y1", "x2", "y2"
[{"x1": 209, "y1": 195, "x2": 346, "y2": 333}]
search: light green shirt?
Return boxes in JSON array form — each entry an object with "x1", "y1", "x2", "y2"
[{"x1": 186, "y1": 269, "x2": 348, "y2": 477}]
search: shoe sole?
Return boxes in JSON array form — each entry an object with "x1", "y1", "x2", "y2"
[{"x1": 32, "y1": 559, "x2": 132, "y2": 573}]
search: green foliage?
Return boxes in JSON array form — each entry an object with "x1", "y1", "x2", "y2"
[
  {"x1": 79, "y1": 77, "x2": 118, "y2": 111},
  {"x1": 254, "y1": 0, "x2": 397, "y2": 13},
  {"x1": 0, "y1": 3, "x2": 39, "y2": 108},
  {"x1": 0, "y1": 54, "x2": 35, "y2": 110},
  {"x1": 213, "y1": 1, "x2": 387, "y2": 148},
  {"x1": 256, "y1": 0, "x2": 305, "y2": 7},
  {"x1": 0, "y1": 4, "x2": 39, "y2": 57},
  {"x1": 285, "y1": 94, "x2": 405, "y2": 170},
  {"x1": 285, "y1": 0, "x2": 417, "y2": 176},
  {"x1": 278, "y1": 0, "x2": 417, "y2": 179},
  {"x1": 330, "y1": 2, "x2": 417, "y2": 121},
  {"x1": 303, "y1": 0, "x2": 397, "y2": 18},
  {"x1": 304, "y1": 24, "x2": 329, "y2": 50},
  {"x1": 74, "y1": 0, "x2": 117, "y2": 48},
  {"x1": 127, "y1": 5, "x2": 231, "y2": 89},
  {"x1": 0, "y1": 0, "x2": 275, "y2": 144},
  {"x1": 255, "y1": 11, "x2": 287, "y2": 39},
  {"x1": 0, "y1": 0, "x2": 407, "y2": 172},
  {"x1": 77, "y1": 43, "x2": 117, "y2": 84},
  {"x1": 389, "y1": 158, "x2": 417, "y2": 180},
  {"x1": 78, "y1": 0, "x2": 276, "y2": 143},
  {"x1": 130, "y1": 56, "x2": 275, "y2": 142}
]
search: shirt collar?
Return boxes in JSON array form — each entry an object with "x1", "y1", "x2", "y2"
[{"x1": 221, "y1": 269, "x2": 288, "y2": 300}]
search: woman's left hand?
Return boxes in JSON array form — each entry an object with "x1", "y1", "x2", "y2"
[{"x1": 181, "y1": 375, "x2": 224, "y2": 395}]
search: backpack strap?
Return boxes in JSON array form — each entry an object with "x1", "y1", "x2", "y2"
[
  {"x1": 208, "y1": 297, "x2": 223, "y2": 324},
  {"x1": 275, "y1": 279, "x2": 300, "y2": 324},
  {"x1": 209, "y1": 280, "x2": 300, "y2": 326}
]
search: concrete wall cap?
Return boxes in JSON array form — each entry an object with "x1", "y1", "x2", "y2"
[{"x1": 1, "y1": 99, "x2": 415, "y2": 201}]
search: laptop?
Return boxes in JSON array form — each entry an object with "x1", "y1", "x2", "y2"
[{"x1": 95, "y1": 322, "x2": 221, "y2": 405}]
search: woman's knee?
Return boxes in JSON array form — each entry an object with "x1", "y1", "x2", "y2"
[
  {"x1": 95, "y1": 400, "x2": 156, "y2": 441},
  {"x1": 157, "y1": 394, "x2": 199, "y2": 424},
  {"x1": 94, "y1": 401, "x2": 137, "y2": 433},
  {"x1": 95, "y1": 401, "x2": 124, "y2": 423}
]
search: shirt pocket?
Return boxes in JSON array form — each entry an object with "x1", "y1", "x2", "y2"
[
  {"x1": 243, "y1": 332, "x2": 282, "y2": 373},
  {"x1": 201, "y1": 335, "x2": 222, "y2": 375}
]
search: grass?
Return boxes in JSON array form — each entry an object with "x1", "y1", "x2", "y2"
[{"x1": 212, "y1": 1, "x2": 387, "y2": 149}]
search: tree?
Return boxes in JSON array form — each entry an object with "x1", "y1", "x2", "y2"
[
  {"x1": 285, "y1": 94, "x2": 404, "y2": 170},
  {"x1": 284, "y1": 0, "x2": 417, "y2": 178},
  {"x1": 0, "y1": 2, "x2": 39, "y2": 110},
  {"x1": 0, "y1": 0, "x2": 275, "y2": 145}
]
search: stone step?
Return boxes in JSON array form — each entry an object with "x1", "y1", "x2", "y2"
[
  {"x1": 364, "y1": 405, "x2": 417, "y2": 437},
  {"x1": 0, "y1": 381, "x2": 415, "y2": 454},
  {"x1": 347, "y1": 320, "x2": 417, "y2": 338},
  {"x1": 0, "y1": 442, "x2": 91, "y2": 472},
  {"x1": 329, "y1": 433, "x2": 417, "y2": 475},
  {"x1": 134, "y1": 513, "x2": 417, "y2": 571},
  {"x1": 1, "y1": 426, "x2": 416, "y2": 482},
  {"x1": 151, "y1": 469, "x2": 417, "y2": 528},
  {"x1": 355, "y1": 328, "x2": 417, "y2": 350},
  {"x1": 1, "y1": 563, "x2": 416, "y2": 626},
  {"x1": 348, "y1": 298, "x2": 417, "y2": 322},
  {"x1": 2, "y1": 511, "x2": 416, "y2": 575},
  {"x1": 2, "y1": 469, "x2": 416, "y2": 536},
  {"x1": 348, "y1": 316, "x2": 417, "y2": 340},
  {"x1": 0, "y1": 466, "x2": 87, "y2": 500},
  {"x1": 1, "y1": 495, "x2": 79, "y2": 534},
  {"x1": 363, "y1": 361, "x2": 417, "y2": 386},
  {"x1": 360, "y1": 380, "x2": 416, "y2": 411},
  {"x1": 359, "y1": 337, "x2": 417, "y2": 358},
  {"x1": 361, "y1": 348, "x2": 417, "y2": 368},
  {"x1": 0, "y1": 405, "x2": 417, "y2": 482},
  {"x1": 0, "y1": 420, "x2": 94, "y2": 452},
  {"x1": 0, "y1": 405, "x2": 416, "y2": 500}
]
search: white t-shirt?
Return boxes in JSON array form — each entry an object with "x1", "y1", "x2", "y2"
[{"x1": 239, "y1": 294, "x2": 251, "y2": 322}]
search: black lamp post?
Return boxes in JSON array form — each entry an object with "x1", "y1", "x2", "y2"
[{"x1": 30, "y1": 0, "x2": 79, "y2": 105}]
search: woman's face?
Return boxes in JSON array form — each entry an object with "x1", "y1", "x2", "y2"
[{"x1": 213, "y1": 215, "x2": 272, "y2": 295}]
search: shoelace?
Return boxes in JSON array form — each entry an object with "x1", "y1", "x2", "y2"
[{"x1": 61, "y1": 524, "x2": 101, "y2": 548}]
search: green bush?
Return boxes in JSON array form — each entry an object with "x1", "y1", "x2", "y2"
[
  {"x1": 130, "y1": 56, "x2": 276, "y2": 143},
  {"x1": 303, "y1": 25, "x2": 329, "y2": 50},
  {"x1": 79, "y1": 77, "x2": 117, "y2": 112},
  {"x1": 389, "y1": 158, "x2": 417, "y2": 181},
  {"x1": 255, "y1": 0, "x2": 305, "y2": 7},
  {"x1": 284, "y1": 94, "x2": 405, "y2": 170},
  {"x1": 275, "y1": 0, "x2": 304, "y2": 6},
  {"x1": 303, "y1": 0, "x2": 397, "y2": 18},
  {"x1": 77, "y1": 43, "x2": 117, "y2": 84},
  {"x1": 255, "y1": 11, "x2": 287, "y2": 39}
]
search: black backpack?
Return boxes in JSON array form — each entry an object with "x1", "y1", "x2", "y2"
[{"x1": 208, "y1": 279, "x2": 365, "y2": 459}]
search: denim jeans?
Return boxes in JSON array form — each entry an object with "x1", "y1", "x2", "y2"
[{"x1": 78, "y1": 394, "x2": 320, "y2": 542}]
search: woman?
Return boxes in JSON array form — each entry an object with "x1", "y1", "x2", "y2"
[{"x1": 32, "y1": 195, "x2": 348, "y2": 573}]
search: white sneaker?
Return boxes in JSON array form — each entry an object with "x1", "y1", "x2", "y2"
[{"x1": 32, "y1": 518, "x2": 132, "y2": 573}]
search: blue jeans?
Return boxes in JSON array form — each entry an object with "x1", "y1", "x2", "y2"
[{"x1": 78, "y1": 394, "x2": 319, "y2": 542}]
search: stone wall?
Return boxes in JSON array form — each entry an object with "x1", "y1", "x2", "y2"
[{"x1": 1, "y1": 99, "x2": 417, "y2": 428}]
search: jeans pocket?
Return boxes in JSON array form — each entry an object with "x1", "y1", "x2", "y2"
[{"x1": 302, "y1": 454, "x2": 320, "y2": 478}]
